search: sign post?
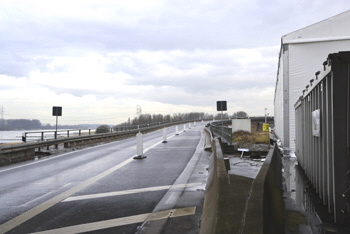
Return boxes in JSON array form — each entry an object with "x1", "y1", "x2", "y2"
[
  {"x1": 216, "y1": 101, "x2": 227, "y2": 138},
  {"x1": 52, "y1": 106, "x2": 62, "y2": 140}
]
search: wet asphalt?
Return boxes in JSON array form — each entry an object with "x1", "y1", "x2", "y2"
[{"x1": 0, "y1": 124, "x2": 209, "y2": 234}]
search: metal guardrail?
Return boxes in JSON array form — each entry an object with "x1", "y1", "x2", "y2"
[
  {"x1": 294, "y1": 51, "x2": 350, "y2": 224},
  {"x1": 21, "y1": 122, "x2": 180, "y2": 143},
  {"x1": 21, "y1": 121, "x2": 204, "y2": 143},
  {"x1": 209, "y1": 120, "x2": 232, "y2": 144},
  {"x1": 0, "y1": 120, "x2": 204, "y2": 163},
  {"x1": 22, "y1": 129, "x2": 98, "y2": 142}
]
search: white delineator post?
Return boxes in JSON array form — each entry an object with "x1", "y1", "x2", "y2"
[
  {"x1": 193, "y1": 121, "x2": 196, "y2": 127},
  {"x1": 202, "y1": 120, "x2": 204, "y2": 125},
  {"x1": 188, "y1": 123, "x2": 191, "y2": 129},
  {"x1": 134, "y1": 132, "x2": 146, "y2": 159},
  {"x1": 175, "y1": 126, "x2": 179, "y2": 135},
  {"x1": 162, "y1": 128, "x2": 167, "y2": 143},
  {"x1": 183, "y1": 124, "x2": 186, "y2": 132}
]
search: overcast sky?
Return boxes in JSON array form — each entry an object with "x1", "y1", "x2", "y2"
[{"x1": 1, "y1": 0, "x2": 349, "y2": 125}]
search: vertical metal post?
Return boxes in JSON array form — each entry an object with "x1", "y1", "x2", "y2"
[
  {"x1": 221, "y1": 110, "x2": 223, "y2": 137},
  {"x1": 55, "y1": 115, "x2": 58, "y2": 139},
  {"x1": 55, "y1": 116, "x2": 58, "y2": 149}
]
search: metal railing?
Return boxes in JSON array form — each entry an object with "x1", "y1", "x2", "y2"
[
  {"x1": 209, "y1": 120, "x2": 232, "y2": 144},
  {"x1": 0, "y1": 120, "x2": 205, "y2": 163},
  {"x1": 22, "y1": 129, "x2": 98, "y2": 142},
  {"x1": 294, "y1": 51, "x2": 350, "y2": 224},
  {"x1": 22, "y1": 120, "x2": 196, "y2": 143}
]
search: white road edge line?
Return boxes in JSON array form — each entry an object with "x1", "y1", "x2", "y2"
[
  {"x1": 0, "y1": 134, "x2": 174, "y2": 234},
  {"x1": 62, "y1": 183, "x2": 202, "y2": 202},
  {"x1": 30, "y1": 207, "x2": 196, "y2": 234},
  {"x1": 0, "y1": 128, "x2": 178, "y2": 174},
  {"x1": 0, "y1": 140, "x2": 121, "y2": 174}
]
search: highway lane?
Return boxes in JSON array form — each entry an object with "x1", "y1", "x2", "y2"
[{"x1": 0, "y1": 123, "x2": 209, "y2": 234}]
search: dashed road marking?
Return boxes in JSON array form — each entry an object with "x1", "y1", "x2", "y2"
[
  {"x1": 31, "y1": 207, "x2": 196, "y2": 234},
  {"x1": 0, "y1": 137, "x2": 170, "y2": 234},
  {"x1": 63, "y1": 183, "x2": 202, "y2": 202}
]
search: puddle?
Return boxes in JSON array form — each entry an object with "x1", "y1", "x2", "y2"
[
  {"x1": 228, "y1": 156, "x2": 264, "y2": 179},
  {"x1": 283, "y1": 156, "x2": 328, "y2": 234}
]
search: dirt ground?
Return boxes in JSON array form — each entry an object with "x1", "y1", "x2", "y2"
[{"x1": 231, "y1": 122, "x2": 270, "y2": 153}]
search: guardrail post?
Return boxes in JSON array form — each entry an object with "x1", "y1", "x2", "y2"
[
  {"x1": 79, "y1": 130, "x2": 81, "y2": 136},
  {"x1": 22, "y1": 133, "x2": 26, "y2": 143},
  {"x1": 67, "y1": 130, "x2": 70, "y2": 138},
  {"x1": 41, "y1": 132, "x2": 44, "y2": 141}
]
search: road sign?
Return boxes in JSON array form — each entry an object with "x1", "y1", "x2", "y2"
[
  {"x1": 216, "y1": 101, "x2": 227, "y2": 111},
  {"x1": 52, "y1": 106, "x2": 62, "y2": 116}
]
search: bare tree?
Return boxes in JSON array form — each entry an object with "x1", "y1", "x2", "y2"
[{"x1": 232, "y1": 111, "x2": 248, "y2": 119}]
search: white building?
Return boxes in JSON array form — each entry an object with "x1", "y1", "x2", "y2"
[{"x1": 274, "y1": 10, "x2": 350, "y2": 154}]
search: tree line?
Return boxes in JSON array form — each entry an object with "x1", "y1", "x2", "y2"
[
  {"x1": 116, "y1": 112, "x2": 210, "y2": 128},
  {"x1": 115, "y1": 111, "x2": 248, "y2": 128},
  {"x1": 0, "y1": 111, "x2": 250, "y2": 131}
]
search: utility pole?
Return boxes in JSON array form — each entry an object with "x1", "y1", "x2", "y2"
[{"x1": 136, "y1": 105, "x2": 142, "y2": 117}]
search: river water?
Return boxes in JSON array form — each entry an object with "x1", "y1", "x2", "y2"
[
  {"x1": 0, "y1": 130, "x2": 26, "y2": 143},
  {"x1": 0, "y1": 129, "x2": 98, "y2": 144},
  {"x1": 0, "y1": 129, "x2": 79, "y2": 144}
]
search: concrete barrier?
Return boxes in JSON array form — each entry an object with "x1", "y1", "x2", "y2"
[
  {"x1": 199, "y1": 138, "x2": 284, "y2": 234},
  {"x1": 203, "y1": 127, "x2": 213, "y2": 152},
  {"x1": 243, "y1": 145, "x2": 284, "y2": 234}
]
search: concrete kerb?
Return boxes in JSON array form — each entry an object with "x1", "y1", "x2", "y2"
[
  {"x1": 199, "y1": 137, "x2": 221, "y2": 234},
  {"x1": 203, "y1": 127, "x2": 213, "y2": 152},
  {"x1": 199, "y1": 136, "x2": 284, "y2": 234}
]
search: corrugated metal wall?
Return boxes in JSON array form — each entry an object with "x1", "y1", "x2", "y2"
[
  {"x1": 274, "y1": 48, "x2": 285, "y2": 143},
  {"x1": 294, "y1": 51, "x2": 350, "y2": 224},
  {"x1": 289, "y1": 41, "x2": 350, "y2": 152}
]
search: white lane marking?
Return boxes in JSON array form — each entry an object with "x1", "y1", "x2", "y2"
[
  {"x1": 142, "y1": 134, "x2": 175, "y2": 154},
  {"x1": 0, "y1": 157, "x2": 134, "y2": 234},
  {"x1": 20, "y1": 183, "x2": 72, "y2": 208},
  {"x1": 0, "y1": 135, "x2": 171, "y2": 234},
  {"x1": 0, "y1": 140, "x2": 121, "y2": 174},
  {"x1": 63, "y1": 183, "x2": 202, "y2": 202},
  {"x1": 151, "y1": 130, "x2": 206, "y2": 213},
  {"x1": 30, "y1": 207, "x2": 196, "y2": 234},
  {"x1": 0, "y1": 130, "x2": 175, "y2": 174}
]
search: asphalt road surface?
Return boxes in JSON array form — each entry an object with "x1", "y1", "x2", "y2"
[{"x1": 0, "y1": 123, "x2": 210, "y2": 234}]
